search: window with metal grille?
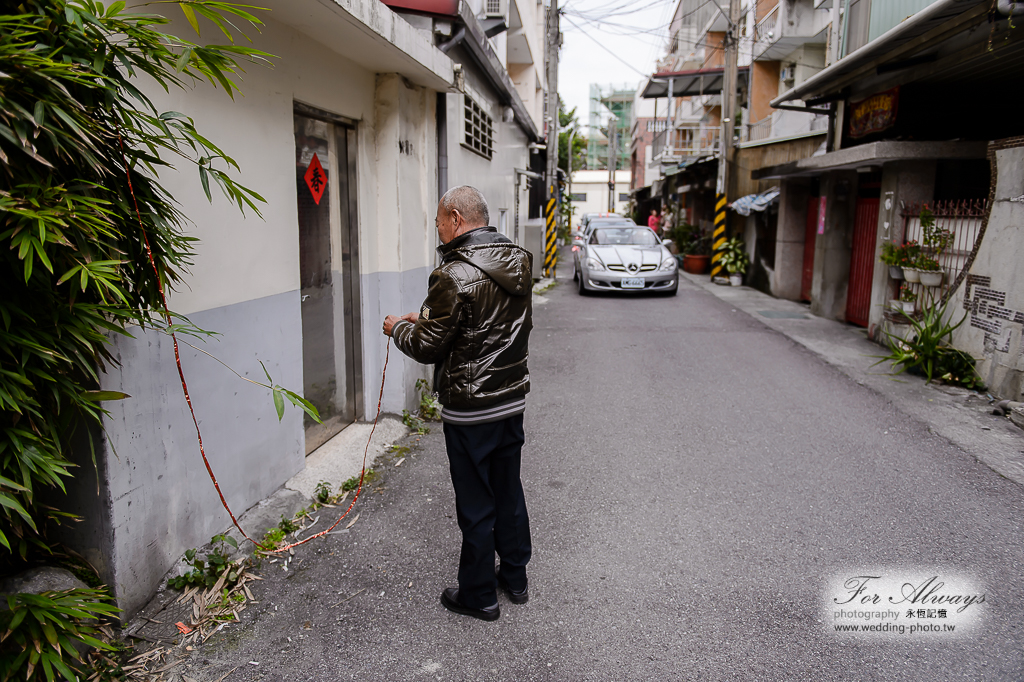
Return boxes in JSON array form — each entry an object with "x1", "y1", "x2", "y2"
[
  {"x1": 485, "y1": 0, "x2": 502, "y2": 15},
  {"x1": 463, "y1": 96, "x2": 494, "y2": 160}
]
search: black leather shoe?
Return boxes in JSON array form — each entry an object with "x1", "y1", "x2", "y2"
[
  {"x1": 440, "y1": 588, "x2": 500, "y2": 621},
  {"x1": 496, "y1": 571, "x2": 529, "y2": 604}
]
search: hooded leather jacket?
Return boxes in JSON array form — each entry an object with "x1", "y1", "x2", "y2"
[{"x1": 391, "y1": 227, "x2": 533, "y2": 412}]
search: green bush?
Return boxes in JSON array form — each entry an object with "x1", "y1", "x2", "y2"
[
  {"x1": 875, "y1": 299, "x2": 984, "y2": 389},
  {"x1": 0, "y1": 588, "x2": 118, "y2": 681},
  {"x1": 719, "y1": 237, "x2": 749, "y2": 275},
  {"x1": 1, "y1": 2, "x2": 271, "y2": 678},
  {"x1": 415, "y1": 378, "x2": 441, "y2": 421},
  {"x1": 167, "y1": 534, "x2": 240, "y2": 590}
]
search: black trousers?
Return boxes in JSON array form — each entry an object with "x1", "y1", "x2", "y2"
[{"x1": 443, "y1": 413, "x2": 532, "y2": 609}]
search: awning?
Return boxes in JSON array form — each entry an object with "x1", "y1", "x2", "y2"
[
  {"x1": 771, "y1": 0, "x2": 985, "y2": 106},
  {"x1": 730, "y1": 187, "x2": 780, "y2": 216},
  {"x1": 641, "y1": 66, "x2": 750, "y2": 99},
  {"x1": 751, "y1": 140, "x2": 986, "y2": 179}
]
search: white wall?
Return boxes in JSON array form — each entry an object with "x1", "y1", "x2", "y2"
[
  {"x1": 949, "y1": 146, "x2": 1024, "y2": 398},
  {"x1": 68, "y1": 7, "x2": 448, "y2": 619},
  {"x1": 446, "y1": 59, "x2": 531, "y2": 242},
  {"x1": 570, "y1": 170, "x2": 633, "y2": 220}
]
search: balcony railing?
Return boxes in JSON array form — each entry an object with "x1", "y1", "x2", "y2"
[
  {"x1": 745, "y1": 110, "x2": 829, "y2": 143},
  {"x1": 754, "y1": 4, "x2": 779, "y2": 44},
  {"x1": 652, "y1": 125, "x2": 721, "y2": 161}
]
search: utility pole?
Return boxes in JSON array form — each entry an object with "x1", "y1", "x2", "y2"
[
  {"x1": 543, "y1": 0, "x2": 560, "y2": 279},
  {"x1": 566, "y1": 126, "x2": 576, "y2": 227},
  {"x1": 607, "y1": 115, "x2": 617, "y2": 212},
  {"x1": 711, "y1": 0, "x2": 742, "y2": 281}
]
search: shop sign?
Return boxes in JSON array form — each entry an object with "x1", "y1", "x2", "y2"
[{"x1": 848, "y1": 87, "x2": 899, "y2": 139}]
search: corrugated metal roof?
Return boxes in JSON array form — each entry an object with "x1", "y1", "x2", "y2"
[{"x1": 771, "y1": 0, "x2": 985, "y2": 106}]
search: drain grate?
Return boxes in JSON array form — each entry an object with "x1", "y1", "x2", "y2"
[{"x1": 757, "y1": 310, "x2": 809, "y2": 319}]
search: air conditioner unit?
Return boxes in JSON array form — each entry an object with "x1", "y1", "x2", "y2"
[
  {"x1": 485, "y1": 0, "x2": 506, "y2": 18},
  {"x1": 780, "y1": 65, "x2": 796, "y2": 83}
]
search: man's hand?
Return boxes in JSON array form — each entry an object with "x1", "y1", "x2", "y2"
[{"x1": 383, "y1": 312, "x2": 419, "y2": 337}]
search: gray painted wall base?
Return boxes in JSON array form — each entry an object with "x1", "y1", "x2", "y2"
[
  {"x1": 361, "y1": 266, "x2": 434, "y2": 417},
  {"x1": 52, "y1": 290, "x2": 305, "y2": 619}
]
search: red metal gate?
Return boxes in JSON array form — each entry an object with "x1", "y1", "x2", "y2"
[
  {"x1": 845, "y1": 198, "x2": 879, "y2": 327},
  {"x1": 800, "y1": 197, "x2": 818, "y2": 302}
]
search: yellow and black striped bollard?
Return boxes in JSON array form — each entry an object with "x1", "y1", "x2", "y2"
[
  {"x1": 543, "y1": 189, "x2": 558, "y2": 278},
  {"x1": 710, "y1": 193, "x2": 727, "y2": 280}
]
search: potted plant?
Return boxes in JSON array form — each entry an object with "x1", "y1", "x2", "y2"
[
  {"x1": 719, "y1": 236, "x2": 749, "y2": 286},
  {"x1": 900, "y1": 240, "x2": 921, "y2": 283},
  {"x1": 669, "y1": 221, "x2": 691, "y2": 257},
  {"x1": 916, "y1": 254, "x2": 944, "y2": 287},
  {"x1": 681, "y1": 226, "x2": 712, "y2": 274},
  {"x1": 880, "y1": 241, "x2": 905, "y2": 280},
  {"x1": 900, "y1": 284, "x2": 917, "y2": 314},
  {"x1": 918, "y1": 206, "x2": 951, "y2": 287}
]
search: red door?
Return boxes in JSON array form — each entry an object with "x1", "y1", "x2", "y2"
[
  {"x1": 845, "y1": 198, "x2": 880, "y2": 327},
  {"x1": 800, "y1": 197, "x2": 818, "y2": 302}
]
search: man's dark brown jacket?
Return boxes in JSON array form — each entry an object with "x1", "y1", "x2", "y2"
[{"x1": 391, "y1": 227, "x2": 533, "y2": 410}]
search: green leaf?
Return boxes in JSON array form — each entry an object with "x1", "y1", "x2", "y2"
[
  {"x1": 175, "y1": 47, "x2": 192, "y2": 74},
  {"x1": 181, "y1": 3, "x2": 201, "y2": 35},
  {"x1": 81, "y1": 390, "x2": 131, "y2": 402},
  {"x1": 282, "y1": 389, "x2": 322, "y2": 423},
  {"x1": 40, "y1": 620, "x2": 58, "y2": 648},
  {"x1": 48, "y1": 654, "x2": 76, "y2": 681},
  {"x1": 259, "y1": 360, "x2": 273, "y2": 385},
  {"x1": 273, "y1": 389, "x2": 284, "y2": 421},
  {"x1": 0, "y1": 491, "x2": 37, "y2": 528},
  {"x1": 199, "y1": 164, "x2": 212, "y2": 201}
]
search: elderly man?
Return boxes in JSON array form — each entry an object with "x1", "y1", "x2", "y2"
[{"x1": 383, "y1": 185, "x2": 533, "y2": 622}]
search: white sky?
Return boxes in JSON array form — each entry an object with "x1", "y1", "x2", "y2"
[{"x1": 558, "y1": 0, "x2": 677, "y2": 127}]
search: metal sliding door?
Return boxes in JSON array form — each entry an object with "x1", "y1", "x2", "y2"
[
  {"x1": 294, "y1": 108, "x2": 362, "y2": 454},
  {"x1": 846, "y1": 198, "x2": 880, "y2": 328}
]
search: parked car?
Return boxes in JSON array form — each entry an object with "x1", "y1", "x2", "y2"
[
  {"x1": 571, "y1": 216, "x2": 637, "y2": 275},
  {"x1": 573, "y1": 225, "x2": 678, "y2": 296}
]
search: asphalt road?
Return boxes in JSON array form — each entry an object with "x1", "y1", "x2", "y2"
[{"x1": 203, "y1": 270, "x2": 1024, "y2": 681}]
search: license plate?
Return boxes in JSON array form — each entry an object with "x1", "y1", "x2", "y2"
[{"x1": 621, "y1": 278, "x2": 645, "y2": 289}]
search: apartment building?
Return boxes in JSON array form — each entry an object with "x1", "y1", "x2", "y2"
[
  {"x1": 586, "y1": 84, "x2": 634, "y2": 171},
  {"x1": 759, "y1": 0, "x2": 1024, "y2": 398}
]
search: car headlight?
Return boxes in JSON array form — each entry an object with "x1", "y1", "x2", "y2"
[
  {"x1": 585, "y1": 257, "x2": 605, "y2": 271},
  {"x1": 659, "y1": 258, "x2": 678, "y2": 272}
]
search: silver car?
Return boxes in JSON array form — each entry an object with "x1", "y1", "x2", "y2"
[
  {"x1": 571, "y1": 217, "x2": 636, "y2": 275},
  {"x1": 573, "y1": 225, "x2": 678, "y2": 296}
]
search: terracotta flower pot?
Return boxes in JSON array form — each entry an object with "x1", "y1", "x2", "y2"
[{"x1": 682, "y1": 254, "x2": 710, "y2": 274}]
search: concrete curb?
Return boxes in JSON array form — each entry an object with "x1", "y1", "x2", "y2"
[{"x1": 678, "y1": 270, "x2": 1024, "y2": 488}]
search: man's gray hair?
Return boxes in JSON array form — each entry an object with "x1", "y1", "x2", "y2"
[{"x1": 441, "y1": 185, "x2": 489, "y2": 227}]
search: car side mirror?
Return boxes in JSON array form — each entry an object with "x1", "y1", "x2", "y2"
[{"x1": 662, "y1": 239, "x2": 672, "y2": 247}]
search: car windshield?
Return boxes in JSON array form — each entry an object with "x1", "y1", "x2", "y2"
[
  {"x1": 589, "y1": 220, "x2": 634, "y2": 228},
  {"x1": 590, "y1": 228, "x2": 659, "y2": 246}
]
